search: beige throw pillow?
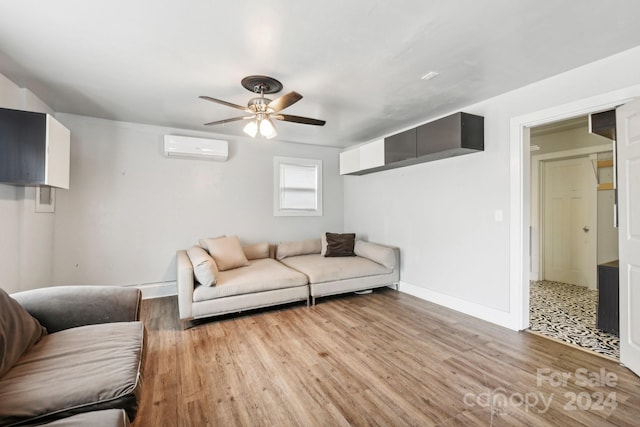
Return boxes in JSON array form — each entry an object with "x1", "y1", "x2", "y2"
[
  {"x1": 186, "y1": 246, "x2": 218, "y2": 287},
  {"x1": 320, "y1": 233, "x2": 328, "y2": 256},
  {"x1": 204, "y1": 235, "x2": 249, "y2": 271},
  {"x1": 199, "y1": 235, "x2": 225, "y2": 252},
  {"x1": 0, "y1": 288, "x2": 47, "y2": 377}
]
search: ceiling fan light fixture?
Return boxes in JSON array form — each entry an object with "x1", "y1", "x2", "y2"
[
  {"x1": 259, "y1": 117, "x2": 277, "y2": 139},
  {"x1": 243, "y1": 120, "x2": 258, "y2": 138}
]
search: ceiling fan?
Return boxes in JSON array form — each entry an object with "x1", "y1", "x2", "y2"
[{"x1": 200, "y1": 75, "x2": 326, "y2": 139}]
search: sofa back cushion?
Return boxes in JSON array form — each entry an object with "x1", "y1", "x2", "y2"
[
  {"x1": 354, "y1": 240, "x2": 397, "y2": 269},
  {"x1": 243, "y1": 242, "x2": 270, "y2": 260},
  {"x1": 186, "y1": 246, "x2": 218, "y2": 287},
  {"x1": 276, "y1": 239, "x2": 321, "y2": 260},
  {"x1": 0, "y1": 288, "x2": 47, "y2": 377}
]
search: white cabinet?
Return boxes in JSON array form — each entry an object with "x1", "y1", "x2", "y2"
[
  {"x1": 339, "y1": 147, "x2": 360, "y2": 175},
  {"x1": 339, "y1": 139, "x2": 385, "y2": 175},
  {"x1": 359, "y1": 139, "x2": 385, "y2": 170}
]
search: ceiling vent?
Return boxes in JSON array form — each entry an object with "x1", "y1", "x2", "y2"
[{"x1": 163, "y1": 135, "x2": 228, "y2": 161}]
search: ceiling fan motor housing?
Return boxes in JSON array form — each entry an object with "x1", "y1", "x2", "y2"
[{"x1": 248, "y1": 97, "x2": 272, "y2": 113}]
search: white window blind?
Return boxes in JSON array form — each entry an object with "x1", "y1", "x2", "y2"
[{"x1": 273, "y1": 157, "x2": 323, "y2": 216}]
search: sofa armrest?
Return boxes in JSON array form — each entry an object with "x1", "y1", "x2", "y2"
[
  {"x1": 354, "y1": 240, "x2": 400, "y2": 271},
  {"x1": 11, "y1": 285, "x2": 141, "y2": 333},
  {"x1": 176, "y1": 250, "x2": 194, "y2": 320}
]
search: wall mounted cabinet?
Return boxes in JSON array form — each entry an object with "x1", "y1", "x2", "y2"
[
  {"x1": 0, "y1": 107, "x2": 70, "y2": 189},
  {"x1": 340, "y1": 112, "x2": 484, "y2": 175},
  {"x1": 384, "y1": 128, "x2": 416, "y2": 165}
]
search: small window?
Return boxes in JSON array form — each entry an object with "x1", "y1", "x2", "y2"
[{"x1": 273, "y1": 156, "x2": 323, "y2": 216}]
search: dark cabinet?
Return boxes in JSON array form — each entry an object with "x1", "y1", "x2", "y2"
[
  {"x1": 590, "y1": 110, "x2": 616, "y2": 140},
  {"x1": 597, "y1": 260, "x2": 619, "y2": 335},
  {"x1": 384, "y1": 128, "x2": 416, "y2": 165},
  {"x1": 417, "y1": 112, "x2": 484, "y2": 159},
  {"x1": 0, "y1": 107, "x2": 70, "y2": 189}
]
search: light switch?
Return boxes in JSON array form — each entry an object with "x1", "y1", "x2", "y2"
[{"x1": 494, "y1": 210, "x2": 504, "y2": 222}]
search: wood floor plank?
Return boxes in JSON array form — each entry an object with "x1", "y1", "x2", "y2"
[{"x1": 132, "y1": 289, "x2": 640, "y2": 426}]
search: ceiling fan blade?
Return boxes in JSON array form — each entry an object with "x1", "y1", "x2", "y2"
[
  {"x1": 204, "y1": 116, "x2": 254, "y2": 126},
  {"x1": 267, "y1": 91, "x2": 303, "y2": 113},
  {"x1": 273, "y1": 114, "x2": 326, "y2": 126},
  {"x1": 199, "y1": 96, "x2": 251, "y2": 112}
]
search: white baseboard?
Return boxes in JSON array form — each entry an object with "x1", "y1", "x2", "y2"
[
  {"x1": 398, "y1": 281, "x2": 519, "y2": 330},
  {"x1": 124, "y1": 281, "x2": 177, "y2": 299}
]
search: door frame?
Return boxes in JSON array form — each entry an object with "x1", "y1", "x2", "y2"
[
  {"x1": 509, "y1": 88, "x2": 639, "y2": 331},
  {"x1": 532, "y1": 146, "x2": 610, "y2": 284}
]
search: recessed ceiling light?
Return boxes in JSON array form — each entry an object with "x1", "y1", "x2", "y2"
[{"x1": 420, "y1": 71, "x2": 439, "y2": 81}]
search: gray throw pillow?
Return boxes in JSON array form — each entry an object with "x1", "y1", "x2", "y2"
[
  {"x1": 325, "y1": 232, "x2": 356, "y2": 257},
  {"x1": 0, "y1": 288, "x2": 47, "y2": 377}
]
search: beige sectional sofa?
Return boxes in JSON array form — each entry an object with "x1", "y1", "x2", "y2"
[{"x1": 177, "y1": 235, "x2": 399, "y2": 326}]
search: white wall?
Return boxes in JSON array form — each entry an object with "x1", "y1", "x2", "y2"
[
  {"x1": 51, "y1": 114, "x2": 343, "y2": 288},
  {"x1": 0, "y1": 72, "x2": 57, "y2": 294},
  {"x1": 344, "y1": 45, "x2": 640, "y2": 326}
]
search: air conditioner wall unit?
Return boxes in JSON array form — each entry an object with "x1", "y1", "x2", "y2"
[{"x1": 163, "y1": 135, "x2": 228, "y2": 161}]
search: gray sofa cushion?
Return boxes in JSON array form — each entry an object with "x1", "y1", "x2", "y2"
[
  {"x1": 279, "y1": 254, "x2": 392, "y2": 284},
  {"x1": 0, "y1": 289, "x2": 47, "y2": 378},
  {"x1": 0, "y1": 321, "x2": 144, "y2": 426},
  {"x1": 193, "y1": 258, "x2": 308, "y2": 302},
  {"x1": 39, "y1": 409, "x2": 130, "y2": 427}
]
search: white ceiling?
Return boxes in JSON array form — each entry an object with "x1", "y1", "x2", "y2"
[{"x1": 1, "y1": 0, "x2": 640, "y2": 148}]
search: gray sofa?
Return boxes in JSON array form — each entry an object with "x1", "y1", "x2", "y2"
[
  {"x1": 0, "y1": 286, "x2": 144, "y2": 427},
  {"x1": 177, "y1": 236, "x2": 399, "y2": 325}
]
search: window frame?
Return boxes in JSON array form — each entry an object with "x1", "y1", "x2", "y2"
[{"x1": 273, "y1": 156, "x2": 323, "y2": 217}]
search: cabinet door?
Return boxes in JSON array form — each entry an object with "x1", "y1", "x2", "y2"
[
  {"x1": 359, "y1": 139, "x2": 385, "y2": 170},
  {"x1": 384, "y1": 128, "x2": 416, "y2": 164},
  {"x1": 339, "y1": 148, "x2": 360, "y2": 175},
  {"x1": 0, "y1": 108, "x2": 46, "y2": 184}
]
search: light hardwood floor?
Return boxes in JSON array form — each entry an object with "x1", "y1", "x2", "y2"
[{"x1": 133, "y1": 289, "x2": 640, "y2": 426}]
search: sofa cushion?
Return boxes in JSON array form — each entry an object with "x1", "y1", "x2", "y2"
[
  {"x1": 279, "y1": 254, "x2": 392, "y2": 284},
  {"x1": 276, "y1": 239, "x2": 321, "y2": 260},
  {"x1": 324, "y1": 232, "x2": 356, "y2": 257},
  {"x1": 0, "y1": 288, "x2": 47, "y2": 378},
  {"x1": 40, "y1": 409, "x2": 130, "y2": 427},
  {"x1": 243, "y1": 242, "x2": 270, "y2": 260},
  {"x1": 187, "y1": 246, "x2": 218, "y2": 287},
  {"x1": 354, "y1": 240, "x2": 397, "y2": 269},
  {"x1": 203, "y1": 235, "x2": 249, "y2": 271},
  {"x1": 193, "y1": 258, "x2": 308, "y2": 302},
  {"x1": 0, "y1": 321, "x2": 144, "y2": 426}
]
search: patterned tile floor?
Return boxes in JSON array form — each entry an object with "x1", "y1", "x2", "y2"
[{"x1": 529, "y1": 280, "x2": 619, "y2": 359}]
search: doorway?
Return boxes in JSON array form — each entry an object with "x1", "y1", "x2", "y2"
[{"x1": 528, "y1": 116, "x2": 619, "y2": 359}]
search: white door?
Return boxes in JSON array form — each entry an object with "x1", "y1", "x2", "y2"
[
  {"x1": 543, "y1": 156, "x2": 597, "y2": 288},
  {"x1": 617, "y1": 99, "x2": 640, "y2": 376}
]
